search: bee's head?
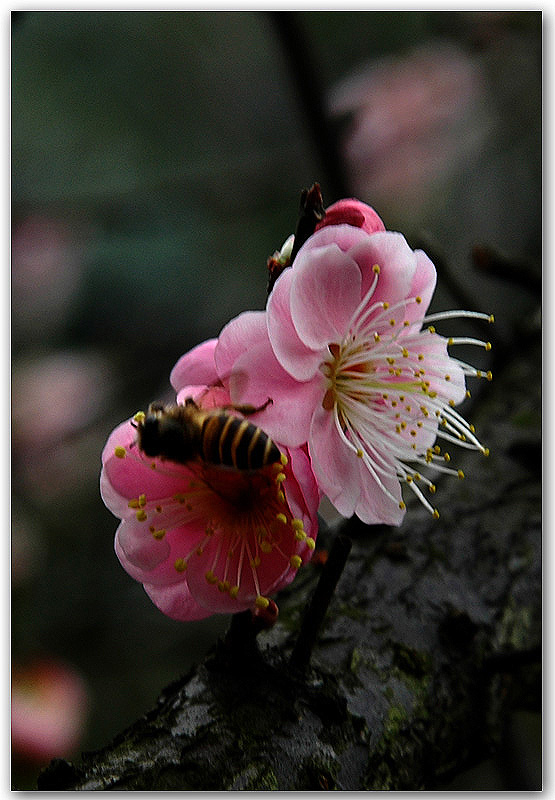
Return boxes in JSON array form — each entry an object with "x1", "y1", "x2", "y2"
[{"x1": 137, "y1": 412, "x2": 165, "y2": 457}]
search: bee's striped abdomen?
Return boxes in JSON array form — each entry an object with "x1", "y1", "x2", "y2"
[{"x1": 201, "y1": 413, "x2": 281, "y2": 470}]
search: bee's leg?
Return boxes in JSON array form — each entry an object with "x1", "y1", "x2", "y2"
[
  {"x1": 231, "y1": 398, "x2": 273, "y2": 416},
  {"x1": 148, "y1": 401, "x2": 166, "y2": 414}
]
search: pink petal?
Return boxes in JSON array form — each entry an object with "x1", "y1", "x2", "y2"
[
  {"x1": 351, "y1": 231, "x2": 416, "y2": 308},
  {"x1": 267, "y1": 269, "x2": 323, "y2": 381},
  {"x1": 355, "y1": 458, "x2": 405, "y2": 526},
  {"x1": 143, "y1": 581, "x2": 212, "y2": 621},
  {"x1": 229, "y1": 339, "x2": 324, "y2": 447},
  {"x1": 175, "y1": 384, "x2": 230, "y2": 408},
  {"x1": 411, "y1": 334, "x2": 467, "y2": 405},
  {"x1": 308, "y1": 404, "x2": 362, "y2": 518},
  {"x1": 290, "y1": 241, "x2": 363, "y2": 350},
  {"x1": 409, "y1": 249, "x2": 437, "y2": 317},
  {"x1": 214, "y1": 311, "x2": 268, "y2": 383},
  {"x1": 316, "y1": 198, "x2": 386, "y2": 234},
  {"x1": 284, "y1": 446, "x2": 321, "y2": 535},
  {"x1": 114, "y1": 518, "x2": 206, "y2": 587},
  {"x1": 115, "y1": 517, "x2": 171, "y2": 573},
  {"x1": 297, "y1": 223, "x2": 371, "y2": 255},
  {"x1": 170, "y1": 339, "x2": 219, "y2": 393}
]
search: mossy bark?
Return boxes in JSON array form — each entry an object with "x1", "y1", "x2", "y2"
[{"x1": 39, "y1": 331, "x2": 540, "y2": 790}]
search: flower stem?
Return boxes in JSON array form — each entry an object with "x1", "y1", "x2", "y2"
[{"x1": 290, "y1": 531, "x2": 352, "y2": 671}]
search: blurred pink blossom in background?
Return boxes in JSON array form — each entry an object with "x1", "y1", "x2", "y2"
[
  {"x1": 12, "y1": 215, "x2": 89, "y2": 342},
  {"x1": 11, "y1": 659, "x2": 89, "y2": 764},
  {"x1": 329, "y1": 43, "x2": 493, "y2": 216}
]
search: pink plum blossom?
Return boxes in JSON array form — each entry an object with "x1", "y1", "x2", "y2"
[
  {"x1": 216, "y1": 204, "x2": 492, "y2": 526},
  {"x1": 101, "y1": 339, "x2": 319, "y2": 620}
]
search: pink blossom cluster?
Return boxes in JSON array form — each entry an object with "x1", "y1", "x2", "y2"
[{"x1": 101, "y1": 197, "x2": 492, "y2": 621}]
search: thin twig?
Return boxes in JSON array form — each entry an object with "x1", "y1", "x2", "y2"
[{"x1": 290, "y1": 532, "x2": 352, "y2": 671}]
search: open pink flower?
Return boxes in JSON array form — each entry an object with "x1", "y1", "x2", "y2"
[
  {"x1": 101, "y1": 340, "x2": 319, "y2": 620},
  {"x1": 217, "y1": 217, "x2": 492, "y2": 526}
]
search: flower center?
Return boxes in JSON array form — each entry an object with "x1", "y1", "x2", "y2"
[
  {"x1": 122, "y1": 448, "x2": 315, "y2": 609},
  {"x1": 318, "y1": 278, "x2": 493, "y2": 517}
]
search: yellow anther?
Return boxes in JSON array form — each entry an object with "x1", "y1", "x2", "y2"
[
  {"x1": 465, "y1": 390, "x2": 471, "y2": 399},
  {"x1": 218, "y1": 581, "x2": 230, "y2": 593},
  {"x1": 229, "y1": 586, "x2": 239, "y2": 599},
  {"x1": 449, "y1": 399, "x2": 456, "y2": 407},
  {"x1": 434, "y1": 445, "x2": 441, "y2": 454},
  {"x1": 305, "y1": 537, "x2": 316, "y2": 550},
  {"x1": 290, "y1": 555, "x2": 302, "y2": 570},
  {"x1": 415, "y1": 296, "x2": 422, "y2": 304},
  {"x1": 429, "y1": 484, "x2": 436, "y2": 494},
  {"x1": 250, "y1": 556, "x2": 261, "y2": 568},
  {"x1": 403, "y1": 320, "x2": 410, "y2": 327},
  {"x1": 275, "y1": 472, "x2": 286, "y2": 484},
  {"x1": 410, "y1": 430, "x2": 417, "y2": 437},
  {"x1": 469, "y1": 424, "x2": 475, "y2": 433},
  {"x1": 273, "y1": 462, "x2": 284, "y2": 472},
  {"x1": 406, "y1": 475, "x2": 413, "y2": 483},
  {"x1": 448, "y1": 337, "x2": 454, "y2": 345},
  {"x1": 483, "y1": 447, "x2": 490, "y2": 457},
  {"x1": 432, "y1": 509, "x2": 440, "y2": 520},
  {"x1": 174, "y1": 558, "x2": 187, "y2": 572},
  {"x1": 488, "y1": 314, "x2": 495, "y2": 323},
  {"x1": 150, "y1": 462, "x2": 157, "y2": 470},
  {"x1": 373, "y1": 263, "x2": 380, "y2": 274},
  {"x1": 255, "y1": 595, "x2": 270, "y2": 610},
  {"x1": 382, "y1": 301, "x2": 390, "y2": 309},
  {"x1": 260, "y1": 541, "x2": 272, "y2": 553},
  {"x1": 476, "y1": 370, "x2": 482, "y2": 378},
  {"x1": 418, "y1": 354, "x2": 424, "y2": 361},
  {"x1": 485, "y1": 342, "x2": 492, "y2": 351},
  {"x1": 444, "y1": 452, "x2": 451, "y2": 462},
  {"x1": 398, "y1": 500, "x2": 406, "y2": 510},
  {"x1": 152, "y1": 528, "x2": 166, "y2": 540},
  {"x1": 136, "y1": 509, "x2": 147, "y2": 522},
  {"x1": 280, "y1": 452, "x2": 288, "y2": 466},
  {"x1": 138, "y1": 494, "x2": 146, "y2": 507},
  {"x1": 458, "y1": 470, "x2": 465, "y2": 479},
  {"x1": 275, "y1": 512, "x2": 288, "y2": 525},
  {"x1": 395, "y1": 425, "x2": 401, "y2": 434},
  {"x1": 155, "y1": 505, "x2": 162, "y2": 513},
  {"x1": 277, "y1": 490, "x2": 286, "y2": 504},
  {"x1": 486, "y1": 371, "x2": 493, "y2": 381},
  {"x1": 356, "y1": 448, "x2": 364, "y2": 458},
  {"x1": 402, "y1": 348, "x2": 409, "y2": 358},
  {"x1": 428, "y1": 325, "x2": 436, "y2": 334},
  {"x1": 295, "y1": 530, "x2": 307, "y2": 542},
  {"x1": 400, "y1": 421, "x2": 407, "y2": 430},
  {"x1": 114, "y1": 446, "x2": 126, "y2": 459},
  {"x1": 387, "y1": 357, "x2": 395, "y2": 365},
  {"x1": 292, "y1": 518, "x2": 304, "y2": 531},
  {"x1": 428, "y1": 391, "x2": 437, "y2": 399},
  {"x1": 133, "y1": 411, "x2": 146, "y2": 424},
  {"x1": 205, "y1": 570, "x2": 218, "y2": 585},
  {"x1": 374, "y1": 333, "x2": 381, "y2": 342},
  {"x1": 128, "y1": 498, "x2": 140, "y2": 509},
  {"x1": 445, "y1": 375, "x2": 451, "y2": 381},
  {"x1": 389, "y1": 319, "x2": 396, "y2": 327}
]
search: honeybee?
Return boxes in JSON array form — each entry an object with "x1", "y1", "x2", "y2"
[{"x1": 134, "y1": 397, "x2": 282, "y2": 471}]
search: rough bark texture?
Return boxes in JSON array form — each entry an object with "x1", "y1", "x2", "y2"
[{"x1": 39, "y1": 328, "x2": 541, "y2": 790}]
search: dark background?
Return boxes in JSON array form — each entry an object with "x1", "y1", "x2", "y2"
[{"x1": 11, "y1": 11, "x2": 541, "y2": 789}]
